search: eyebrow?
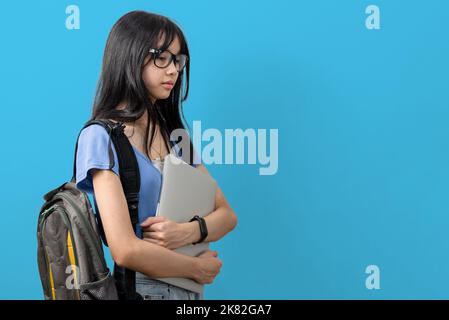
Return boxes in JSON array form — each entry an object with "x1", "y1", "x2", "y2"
[
  {"x1": 169, "y1": 49, "x2": 181, "y2": 55},
  {"x1": 161, "y1": 47, "x2": 181, "y2": 55}
]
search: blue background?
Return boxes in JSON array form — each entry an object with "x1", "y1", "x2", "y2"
[{"x1": 1, "y1": 0, "x2": 449, "y2": 299}]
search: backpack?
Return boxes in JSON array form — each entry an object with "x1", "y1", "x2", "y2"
[{"x1": 37, "y1": 119, "x2": 142, "y2": 300}]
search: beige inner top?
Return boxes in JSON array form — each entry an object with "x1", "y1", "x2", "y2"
[{"x1": 151, "y1": 158, "x2": 165, "y2": 173}]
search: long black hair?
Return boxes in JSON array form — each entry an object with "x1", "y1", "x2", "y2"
[{"x1": 90, "y1": 10, "x2": 194, "y2": 163}]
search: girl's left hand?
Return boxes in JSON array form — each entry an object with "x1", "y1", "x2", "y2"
[{"x1": 140, "y1": 216, "x2": 191, "y2": 250}]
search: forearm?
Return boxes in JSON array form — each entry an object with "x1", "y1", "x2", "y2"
[
  {"x1": 122, "y1": 238, "x2": 198, "y2": 279},
  {"x1": 184, "y1": 206, "x2": 237, "y2": 244}
]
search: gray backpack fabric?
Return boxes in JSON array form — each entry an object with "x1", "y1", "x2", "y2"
[
  {"x1": 37, "y1": 181, "x2": 118, "y2": 300},
  {"x1": 37, "y1": 119, "x2": 141, "y2": 300}
]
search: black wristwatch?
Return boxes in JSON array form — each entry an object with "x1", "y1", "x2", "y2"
[{"x1": 189, "y1": 215, "x2": 208, "y2": 245}]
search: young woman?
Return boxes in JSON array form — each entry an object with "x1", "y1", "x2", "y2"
[{"x1": 75, "y1": 10, "x2": 237, "y2": 300}]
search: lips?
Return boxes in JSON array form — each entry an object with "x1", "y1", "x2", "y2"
[{"x1": 161, "y1": 81, "x2": 174, "y2": 90}]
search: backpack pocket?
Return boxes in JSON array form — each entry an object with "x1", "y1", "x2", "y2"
[{"x1": 79, "y1": 272, "x2": 118, "y2": 300}]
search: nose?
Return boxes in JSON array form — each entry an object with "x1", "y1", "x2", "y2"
[{"x1": 166, "y1": 59, "x2": 178, "y2": 75}]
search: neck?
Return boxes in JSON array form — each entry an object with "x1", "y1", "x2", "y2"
[
  {"x1": 135, "y1": 107, "x2": 149, "y2": 129},
  {"x1": 116, "y1": 101, "x2": 158, "y2": 131},
  {"x1": 135, "y1": 106, "x2": 164, "y2": 139}
]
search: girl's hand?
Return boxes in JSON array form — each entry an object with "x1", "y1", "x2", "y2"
[
  {"x1": 192, "y1": 250, "x2": 222, "y2": 284},
  {"x1": 140, "y1": 216, "x2": 192, "y2": 250}
]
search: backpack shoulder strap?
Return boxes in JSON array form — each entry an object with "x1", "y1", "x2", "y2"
[
  {"x1": 71, "y1": 119, "x2": 140, "y2": 225},
  {"x1": 71, "y1": 119, "x2": 141, "y2": 300}
]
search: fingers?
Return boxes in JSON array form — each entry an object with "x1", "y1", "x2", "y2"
[
  {"x1": 142, "y1": 231, "x2": 171, "y2": 248},
  {"x1": 142, "y1": 231, "x2": 163, "y2": 239},
  {"x1": 140, "y1": 216, "x2": 166, "y2": 228},
  {"x1": 143, "y1": 238, "x2": 158, "y2": 245},
  {"x1": 207, "y1": 259, "x2": 223, "y2": 280},
  {"x1": 197, "y1": 250, "x2": 219, "y2": 258}
]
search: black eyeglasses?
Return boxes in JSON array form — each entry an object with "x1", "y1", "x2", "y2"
[{"x1": 149, "y1": 48, "x2": 188, "y2": 72}]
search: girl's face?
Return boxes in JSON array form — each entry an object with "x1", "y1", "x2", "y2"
[{"x1": 142, "y1": 36, "x2": 181, "y2": 104}]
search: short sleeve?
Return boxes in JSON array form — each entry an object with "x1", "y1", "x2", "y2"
[{"x1": 75, "y1": 124, "x2": 119, "y2": 194}]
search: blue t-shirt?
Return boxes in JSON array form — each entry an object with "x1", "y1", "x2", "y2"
[{"x1": 75, "y1": 124, "x2": 200, "y2": 238}]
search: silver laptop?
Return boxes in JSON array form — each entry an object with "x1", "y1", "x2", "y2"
[{"x1": 154, "y1": 153, "x2": 216, "y2": 293}]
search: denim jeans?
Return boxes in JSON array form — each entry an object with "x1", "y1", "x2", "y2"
[{"x1": 136, "y1": 272, "x2": 204, "y2": 300}]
